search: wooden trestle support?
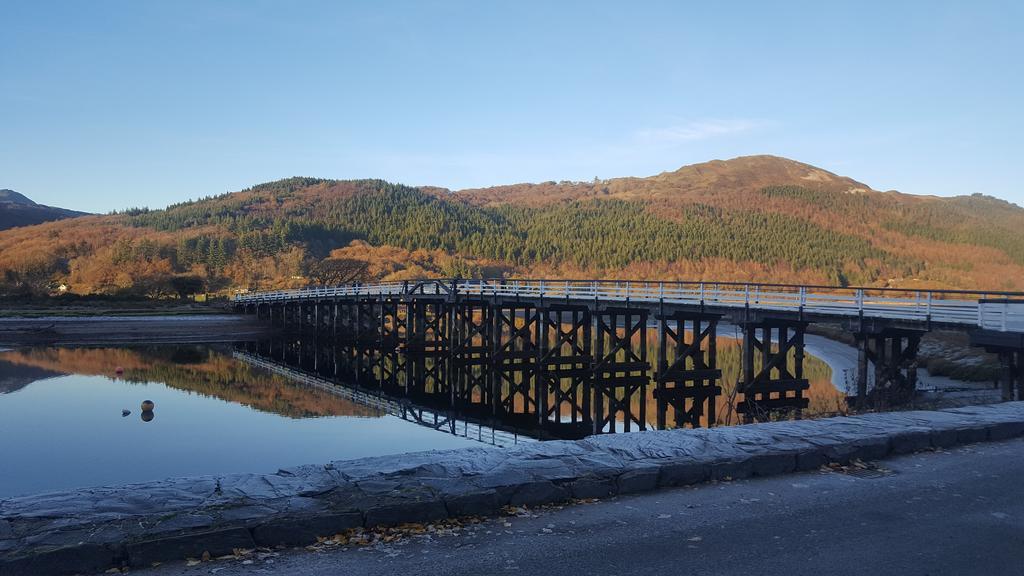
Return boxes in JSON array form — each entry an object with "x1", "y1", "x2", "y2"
[
  {"x1": 492, "y1": 302, "x2": 541, "y2": 424},
  {"x1": 655, "y1": 311, "x2": 722, "y2": 429},
  {"x1": 538, "y1": 304, "x2": 592, "y2": 434},
  {"x1": 247, "y1": 293, "x2": 942, "y2": 434},
  {"x1": 451, "y1": 299, "x2": 492, "y2": 410},
  {"x1": 593, "y1": 307, "x2": 650, "y2": 434},
  {"x1": 998, "y1": 349, "x2": 1023, "y2": 402},
  {"x1": 405, "y1": 298, "x2": 449, "y2": 399},
  {"x1": 853, "y1": 328, "x2": 924, "y2": 408},
  {"x1": 737, "y1": 319, "x2": 810, "y2": 422}
]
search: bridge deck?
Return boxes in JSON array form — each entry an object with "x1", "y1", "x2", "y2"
[{"x1": 235, "y1": 279, "x2": 1024, "y2": 333}]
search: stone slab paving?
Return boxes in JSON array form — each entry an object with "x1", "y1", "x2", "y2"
[{"x1": 3, "y1": 402, "x2": 1024, "y2": 575}]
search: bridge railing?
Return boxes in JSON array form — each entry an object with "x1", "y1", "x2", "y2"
[
  {"x1": 979, "y1": 299, "x2": 1024, "y2": 332},
  {"x1": 234, "y1": 279, "x2": 1024, "y2": 332}
]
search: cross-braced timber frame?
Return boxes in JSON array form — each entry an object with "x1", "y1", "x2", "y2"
[
  {"x1": 377, "y1": 297, "x2": 407, "y2": 394},
  {"x1": 654, "y1": 311, "x2": 722, "y2": 429},
  {"x1": 738, "y1": 319, "x2": 810, "y2": 421},
  {"x1": 405, "y1": 298, "x2": 450, "y2": 399},
  {"x1": 538, "y1": 304, "x2": 592, "y2": 434},
  {"x1": 451, "y1": 299, "x2": 493, "y2": 410},
  {"x1": 492, "y1": 302, "x2": 541, "y2": 420},
  {"x1": 854, "y1": 328, "x2": 923, "y2": 408},
  {"x1": 593, "y1": 306, "x2": 650, "y2": 434}
]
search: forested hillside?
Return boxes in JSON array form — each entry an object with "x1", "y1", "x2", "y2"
[{"x1": 1, "y1": 155, "x2": 1022, "y2": 297}]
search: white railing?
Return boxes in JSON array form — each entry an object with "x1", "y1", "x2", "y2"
[{"x1": 234, "y1": 279, "x2": 1024, "y2": 333}]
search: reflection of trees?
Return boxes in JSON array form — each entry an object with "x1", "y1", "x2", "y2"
[{"x1": 0, "y1": 346, "x2": 382, "y2": 419}]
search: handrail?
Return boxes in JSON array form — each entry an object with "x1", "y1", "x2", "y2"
[{"x1": 232, "y1": 278, "x2": 1024, "y2": 333}]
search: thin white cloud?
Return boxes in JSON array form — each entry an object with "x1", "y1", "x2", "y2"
[{"x1": 634, "y1": 119, "x2": 767, "y2": 144}]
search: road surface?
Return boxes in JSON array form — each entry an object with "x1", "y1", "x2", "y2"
[{"x1": 130, "y1": 437, "x2": 1024, "y2": 576}]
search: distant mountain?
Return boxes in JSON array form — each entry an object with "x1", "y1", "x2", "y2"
[
  {"x1": 0, "y1": 155, "x2": 1022, "y2": 296},
  {"x1": 0, "y1": 189, "x2": 38, "y2": 206},
  {"x1": 0, "y1": 189, "x2": 89, "y2": 231}
]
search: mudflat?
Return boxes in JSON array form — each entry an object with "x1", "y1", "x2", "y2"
[{"x1": 0, "y1": 314, "x2": 270, "y2": 346}]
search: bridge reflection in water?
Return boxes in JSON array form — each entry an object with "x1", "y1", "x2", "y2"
[
  {"x1": 236, "y1": 279, "x2": 1024, "y2": 435},
  {"x1": 234, "y1": 332, "x2": 842, "y2": 441},
  {"x1": 233, "y1": 343, "x2": 526, "y2": 446}
]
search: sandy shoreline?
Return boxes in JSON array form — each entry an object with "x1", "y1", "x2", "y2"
[{"x1": 0, "y1": 314, "x2": 271, "y2": 347}]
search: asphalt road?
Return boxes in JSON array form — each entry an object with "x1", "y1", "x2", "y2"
[{"x1": 131, "y1": 438, "x2": 1024, "y2": 576}]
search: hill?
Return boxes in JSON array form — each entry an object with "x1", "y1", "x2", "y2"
[
  {"x1": 0, "y1": 189, "x2": 89, "y2": 231},
  {"x1": 1, "y1": 155, "x2": 1022, "y2": 297}
]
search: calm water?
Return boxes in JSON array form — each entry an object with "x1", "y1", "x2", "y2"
[
  {"x1": 0, "y1": 334, "x2": 845, "y2": 499},
  {"x1": 0, "y1": 345, "x2": 484, "y2": 498}
]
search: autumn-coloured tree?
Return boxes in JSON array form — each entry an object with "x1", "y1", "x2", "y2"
[{"x1": 305, "y1": 258, "x2": 370, "y2": 286}]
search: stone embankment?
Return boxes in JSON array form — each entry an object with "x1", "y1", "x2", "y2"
[{"x1": 3, "y1": 402, "x2": 1024, "y2": 575}]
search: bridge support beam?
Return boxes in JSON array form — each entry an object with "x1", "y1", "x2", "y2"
[
  {"x1": 353, "y1": 297, "x2": 381, "y2": 387},
  {"x1": 853, "y1": 328, "x2": 923, "y2": 408},
  {"x1": 738, "y1": 319, "x2": 810, "y2": 422},
  {"x1": 998, "y1": 351, "x2": 1023, "y2": 401},
  {"x1": 654, "y1": 311, "x2": 722, "y2": 429},
  {"x1": 971, "y1": 330, "x2": 1024, "y2": 403},
  {"x1": 593, "y1": 306, "x2": 650, "y2": 434},
  {"x1": 538, "y1": 304, "x2": 592, "y2": 436},
  {"x1": 451, "y1": 299, "x2": 493, "y2": 410},
  {"x1": 405, "y1": 298, "x2": 450, "y2": 399},
  {"x1": 492, "y1": 302, "x2": 541, "y2": 422},
  {"x1": 378, "y1": 297, "x2": 406, "y2": 394}
]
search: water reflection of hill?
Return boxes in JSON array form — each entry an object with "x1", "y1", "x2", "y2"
[
  {"x1": 0, "y1": 346, "x2": 383, "y2": 419},
  {"x1": 0, "y1": 359, "x2": 65, "y2": 394}
]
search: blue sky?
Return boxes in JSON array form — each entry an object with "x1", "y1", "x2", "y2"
[{"x1": 2, "y1": 0, "x2": 1021, "y2": 212}]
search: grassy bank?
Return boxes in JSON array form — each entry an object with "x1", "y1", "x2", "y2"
[{"x1": 0, "y1": 294, "x2": 232, "y2": 318}]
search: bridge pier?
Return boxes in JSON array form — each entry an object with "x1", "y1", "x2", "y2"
[
  {"x1": 971, "y1": 330, "x2": 1024, "y2": 402},
  {"x1": 492, "y1": 301, "x2": 540, "y2": 421},
  {"x1": 998, "y1": 350, "x2": 1023, "y2": 401},
  {"x1": 405, "y1": 298, "x2": 450, "y2": 399},
  {"x1": 737, "y1": 319, "x2": 810, "y2": 422},
  {"x1": 451, "y1": 299, "x2": 493, "y2": 411},
  {"x1": 853, "y1": 327, "x2": 923, "y2": 408},
  {"x1": 274, "y1": 303, "x2": 285, "y2": 329},
  {"x1": 538, "y1": 304, "x2": 592, "y2": 435},
  {"x1": 378, "y1": 297, "x2": 406, "y2": 394},
  {"x1": 655, "y1": 311, "x2": 722, "y2": 429},
  {"x1": 593, "y1": 306, "x2": 650, "y2": 434},
  {"x1": 353, "y1": 297, "x2": 381, "y2": 387}
]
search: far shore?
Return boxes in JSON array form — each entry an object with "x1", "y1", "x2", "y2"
[
  {"x1": 0, "y1": 297, "x2": 232, "y2": 318},
  {"x1": 0, "y1": 314, "x2": 270, "y2": 347}
]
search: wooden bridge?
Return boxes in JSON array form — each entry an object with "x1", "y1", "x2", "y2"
[{"x1": 234, "y1": 279, "x2": 1024, "y2": 435}]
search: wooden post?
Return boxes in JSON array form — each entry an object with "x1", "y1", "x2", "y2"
[
  {"x1": 1002, "y1": 352, "x2": 1015, "y2": 402},
  {"x1": 856, "y1": 335, "x2": 869, "y2": 409}
]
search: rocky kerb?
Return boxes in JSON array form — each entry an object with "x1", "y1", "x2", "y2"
[{"x1": 3, "y1": 402, "x2": 1024, "y2": 575}]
